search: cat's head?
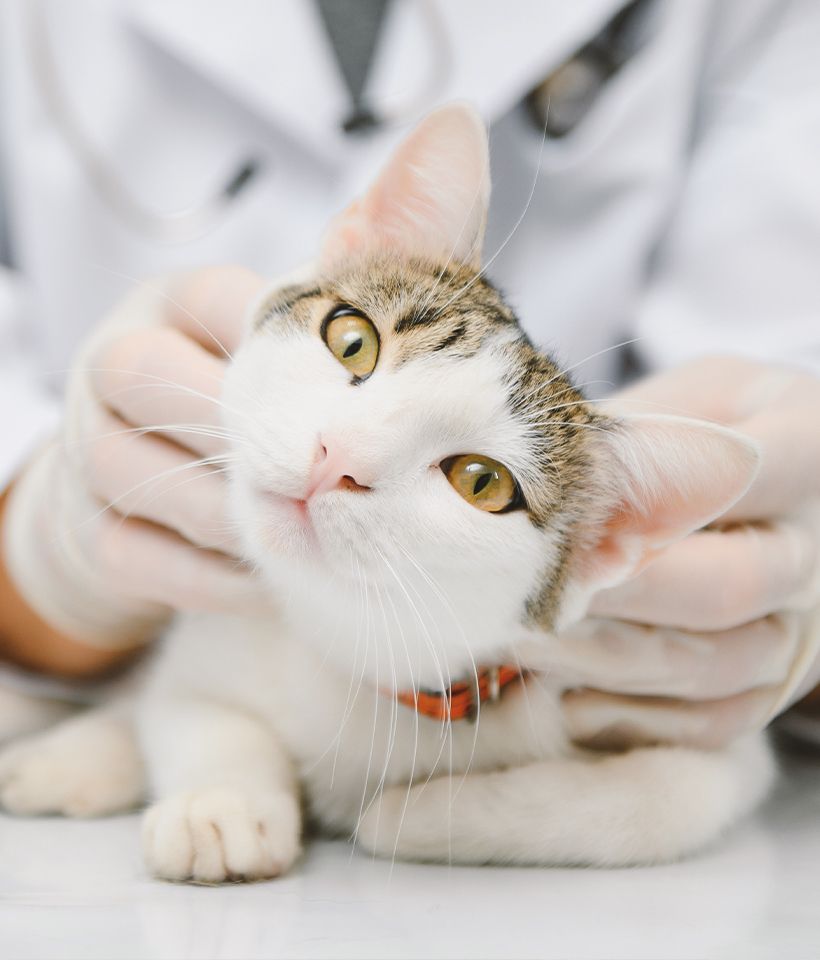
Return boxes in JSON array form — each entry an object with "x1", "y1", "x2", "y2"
[{"x1": 223, "y1": 105, "x2": 758, "y2": 688}]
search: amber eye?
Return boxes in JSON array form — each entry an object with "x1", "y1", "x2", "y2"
[
  {"x1": 441, "y1": 454, "x2": 522, "y2": 513},
  {"x1": 323, "y1": 307, "x2": 380, "y2": 380}
]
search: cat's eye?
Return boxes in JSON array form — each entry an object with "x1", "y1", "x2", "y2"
[
  {"x1": 323, "y1": 307, "x2": 380, "y2": 380},
  {"x1": 441, "y1": 455, "x2": 522, "y2": 513}
]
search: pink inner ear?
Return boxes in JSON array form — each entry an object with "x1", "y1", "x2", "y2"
[
  {"x1": 570, "y1": 414, "x2": 761, "y2": 595},
  {"x1": 321, "y1": 104, "x2": 490, "y2": 270}
]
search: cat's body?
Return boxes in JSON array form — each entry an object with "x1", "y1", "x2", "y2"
[
  {"x1": 0, "y1": 105, "x2": 775, "y2": 880},
  {"x1": 134, "y1": 605, "x2": 771, "y2": 877}
]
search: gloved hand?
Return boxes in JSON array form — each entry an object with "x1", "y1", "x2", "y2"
[
  {"x1": 2, "y1": 267, "x2": 267, "y2": 649},
  {"x1": 550, "y1": 357, "x2": 820, "y2": 749}
]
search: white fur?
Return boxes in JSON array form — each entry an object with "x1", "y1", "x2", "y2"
[
  {"x1": 0, "y1": 314, "x2": 773, "y2": 879},
  {"x1": 131, "y1": 608, "x2": 773, "y2": 876},
  {"x1": 121, "y1": 284, "x2": 771, "y2": 881},
  {"x1": 0, "y1": 105, "x2": 774, "y2": 882}
]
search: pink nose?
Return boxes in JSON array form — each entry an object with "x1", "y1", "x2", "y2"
[{"x1": 305, "y1": 438, "x2": 372, "y2": 499}]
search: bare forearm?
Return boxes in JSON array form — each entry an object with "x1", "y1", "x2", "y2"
[{"x1": 0, "y1": 486, "x2": 136, "y2": 678}]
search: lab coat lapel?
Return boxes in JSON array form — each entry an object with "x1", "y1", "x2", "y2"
[
  {"x1": 124, "y1": 0, "x2": 626, "y2": 160},
  {"x1": 370, "y1": 0, "x2": 630, "y2": 125},
  {"x1": 123, "y1": 0, "x2": 348, "y2": 156}
]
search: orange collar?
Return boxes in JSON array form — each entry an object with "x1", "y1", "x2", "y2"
[{"x1": 395, "y1": 666, "x2": 525, "y2": 722}]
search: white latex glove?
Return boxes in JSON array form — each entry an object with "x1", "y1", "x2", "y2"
[
  {"x1": 2, "y1": 267, "x2": 267, "y2": 649},
  {"x1": 550, "y1": 357, "x2": 820, "y2": 749}
]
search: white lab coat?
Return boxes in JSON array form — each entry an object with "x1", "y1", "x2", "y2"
[{"x1": 1, "y1": 0, "x2": 819, "y2": 489}]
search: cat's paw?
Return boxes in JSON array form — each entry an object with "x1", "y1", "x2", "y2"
[
  {"x1": 142, "y1": 787, "x2": 301, "y2": 883},
  {"x1": 355, "y1": 784, "x2": 440, "y2": 862},
  {"x1": 0, "y1": 685, "x2": 75, "y2": 745},
  {"x1": 0, "y1": 711, "x2": 144, "y2": 817}
]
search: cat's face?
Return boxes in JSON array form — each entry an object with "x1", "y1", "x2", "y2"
[
  {"x1": 224, "y1": 256, "x2": 592, "y2": 681},
  {"x1": 222, "y1": 105, "x2": 758, "y2": 689}
]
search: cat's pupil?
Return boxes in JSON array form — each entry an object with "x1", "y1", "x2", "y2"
[
  {"x1": 343, "y1": 338, "x2": 362, "y2": 358},
  {"x1": 473, "y1": 472, "x2": 492, "y2": 496}
]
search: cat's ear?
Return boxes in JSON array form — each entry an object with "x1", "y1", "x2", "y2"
[
  {"x1": 560, "y1": 415, "x2": 760, "y2": 622},
  {"x1": 320, "y1": 103, "x2": 490, "y2": 271}
]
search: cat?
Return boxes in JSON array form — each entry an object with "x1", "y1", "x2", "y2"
[{"x1": 0, "y1": 104, "x2": 773, "y2": 881}]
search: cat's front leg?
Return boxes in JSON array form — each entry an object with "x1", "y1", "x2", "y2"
[
  {"x1": 139, "y1": 696, "x2": 301, "y2": 883},
  {"x1": 356, "y1": 736, "x2": 774, "y2": 867},
  {"x1": 0, "y1": 704, "x2": 144, "y2": 817}
]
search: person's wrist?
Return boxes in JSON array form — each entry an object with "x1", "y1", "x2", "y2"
[
  {"x1": 0, "y1": 483, "x2": 150, "y2": 677},
  {"x1": 2, "y1": 445, "x2": 171, "y2": 655}
]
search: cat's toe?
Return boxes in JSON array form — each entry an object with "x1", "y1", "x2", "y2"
[
  {"x1": 0, "y1": 713, "x2": 144, "y2": 817},
  {"x1": 142, "y1": 787, "x2": 301, "y2": 884}
]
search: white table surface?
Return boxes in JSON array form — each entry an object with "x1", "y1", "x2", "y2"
[{"x1": 1, "y1": 738, "x2": 818, "y2": 960}]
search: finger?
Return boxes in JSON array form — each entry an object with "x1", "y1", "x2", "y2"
[
  {"x1": 90, "y1": 327, "x2": 228, "y2": 458},
  {"x1": 721, "y1": 402, "x2": 820, "y2": 521},
  {"x1": 562, "y1": 686, "x2": 776, "y2": 750},
  {"x1": 607, "y1": 356, "x2": 770, "y2": 422},
  {"x1": 86, "y1": 408, "x2": 238, "y2": 553},
  {"x1": 589, "y1": 523, "x2": 820, "y2": 629},
  {"x1": 610, "y1": 359, "x2": 820, "y2": 519},
  {"x1": 95, "y1": 514, "x2": 266, "y2": 614},
  {"x1": 165, "y1": 266, "x2": 267, "y2": 357},
  {"x1": 538, "y1": 615, "x2": 801, "y2": 700},
  {"x1": 767, "y1": 605, "x2": 820, "y2": 717}
]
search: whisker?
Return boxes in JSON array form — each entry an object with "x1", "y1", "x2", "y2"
[
  {"x1": 355, "y1": 576, "x2": 401, "y2": 852},
  {"x1": 369, "y1": 552, "x2": 421, "y2": 878},
  {"x1": 412, "y1": 167, "x2": 490, "y2": 321},
  {"x1": 305, "y1": 561, "x2": 369, "y2": 778},
  {"x1": 350, "y1": 552, "x2": 382, "y2": 858},
  {"x1": 390, "y1": 542, "x2": 463, "y2": 787},
  {"x1": 111, "y1": 463, "x2": 240, "y2": 544},
  {"x1": 72, "y1": 366, "x2": 253, "y2": 420},
  {"x1": 426, "y1": 100, "x2": 551, "y2": 320},
  {"x1": 375, "y1": 544, "x2": 448, "y2": 695},
  {"x1": 329, "y1": 549, "x2": 366, "y2": 791},
  {"x1": 58, "y1": 453, "x2": 238, "y2": 542},
  {"x1": 540, "y1": 337, "x2": 644, "y2": 390},
  {"x1": 63, "y1": 422, "x2": 253, "y2": 452},
  {"x1": 85, "y1": 265, "x2": 237, "y2": 361}
]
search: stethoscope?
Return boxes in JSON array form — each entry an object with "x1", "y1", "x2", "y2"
[{"x1": 26, "y1": 0, "x2": 452, "y2": 244}]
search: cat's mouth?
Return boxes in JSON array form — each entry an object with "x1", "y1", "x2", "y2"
[
  {"x1": 253, "y1": 486, "x2": 313, "y2": 530},
  {"x1": 249, "y1": 482, "x2": 365, "y2": 564},
  {"x1": 247, "y1": 479, "x2": 390, "y2": 583}
]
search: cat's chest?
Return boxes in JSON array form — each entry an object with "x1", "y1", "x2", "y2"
[
  {"x1": 294, "y1": 673, "x2": 570, "y2": 831},
  {"x1": 168, "y1": 612, "x2": 569, "y2": 827}
]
